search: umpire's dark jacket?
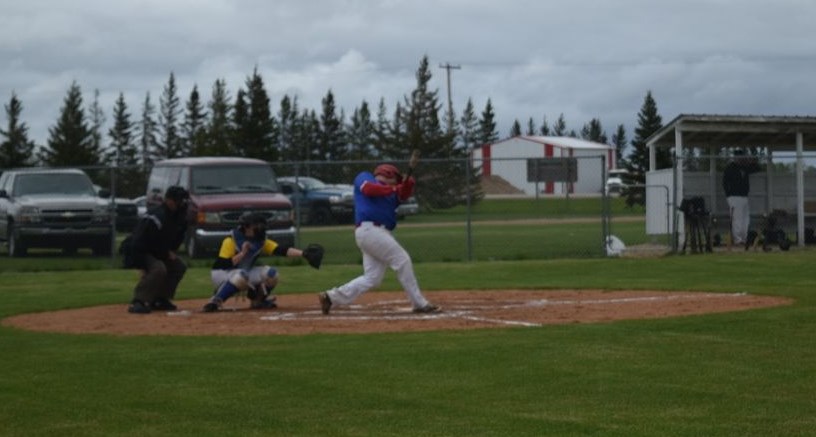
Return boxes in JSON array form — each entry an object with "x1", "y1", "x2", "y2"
[{"x1": 130, "y1": 203, "x2": 187, "y2": 268}]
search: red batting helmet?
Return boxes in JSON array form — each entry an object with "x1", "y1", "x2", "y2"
[{"x1": 374, "y1": 164, "x2": 403, "y2": 182}]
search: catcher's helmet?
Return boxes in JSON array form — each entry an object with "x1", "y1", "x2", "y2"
[
  {"x1": 374, "y1": 164, "x2": 403, "y2": 182},
  {"x1": 239, "y1": 212, "x2": 268, "y2": 227}
]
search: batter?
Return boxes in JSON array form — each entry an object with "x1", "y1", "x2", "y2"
[{"x1": 319, "y1": 163, "x2": 440, "y2": 314}]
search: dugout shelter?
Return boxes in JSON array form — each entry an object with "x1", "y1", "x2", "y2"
[{"x1": 644, "y1": 114, "x2": 816, "y2": 248}]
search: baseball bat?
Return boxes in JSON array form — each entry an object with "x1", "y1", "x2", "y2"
[{"x1": 405, "y1": 149, "x2": 420, "y2": 179}]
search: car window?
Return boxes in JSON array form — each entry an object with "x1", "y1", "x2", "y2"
[
  {"x1": 13, "y1": 173, "x2": 96, "y2": 196},
  {"x1": 191, "y1": 165, "x2": 280, "y2": 194}
]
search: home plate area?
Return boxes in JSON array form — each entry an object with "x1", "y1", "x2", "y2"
[{"x1": 2, "y1": 289, "x2": 789, "y2": 336}]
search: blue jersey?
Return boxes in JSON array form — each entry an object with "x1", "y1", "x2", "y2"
[{"x1": 354, "y1": 172, "x2": 399, "y2": 230}]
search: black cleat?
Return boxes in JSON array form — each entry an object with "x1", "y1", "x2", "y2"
[
  {"x1": 412, "y1": 304, "x2": 441, "y2": 314},
  {"x1": 318, "y1": 292, "x2": 332, "y2": 315},
  {"x1": 127, "y1": 299, "x2": 151, "y2": 314},
  {"x1": 151, "y1": 298, "x2": 178, "y2": 311},
  {"x1": 202, "y1": 301, "x2": 220, "y2": 313},
  {"x1": 250, "y1": 299, "x2": 278, "y2": 310}
]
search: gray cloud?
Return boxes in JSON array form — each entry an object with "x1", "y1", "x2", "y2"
[{"x1": 2, "y1": 0, "x2": 816, "y2": 149}]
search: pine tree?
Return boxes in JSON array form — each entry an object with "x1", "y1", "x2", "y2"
[
  {"x1": 157, "y1": 72, "x2": 183, "y2": 159},
  {"x1": 526, "y1": 118, "x2": 536, "y2": 136},
  {"x1": 88, "y1": 89, "x2": 106, "y2": 164},
  {"x1": 372, "y1": 98, "x2": 391, "y2": 159},
  {"x1": 458, "y1": 98, "x2": 480, "y2": 150},
  {"x1": 277, "y1": 95, "x2": 299, "y2": 161},
  {"x1": 347, "y1": 100, "x2": 375, "y2": 161},
  {"x1": 510, "y1": 119, "x2": 522, "y2": 137},
  {"x1": 397, "y1": 55, "x2": 476, "y2": 209},
  {"x1": 232, "y1": 89, "x2": 249, "y2": 155},
  {"x1": 0, "y1": 92, "x2": 36, "y2": 168},
  {"x1": 182, "y1": 84, "x2": 208, "y2": 156},
  {"x1": 552, "y1": 113, "x2": 567, "y2": 136},
  {"x1": 205, "y1": 78, "x2": 233, "y2": 156},
  {"x1": 317, "y1": 89, "x2": 346, "y2": 166},
  {"x1": 107, "y1": 92, "x2": 143, "y2": 197},
  {"x1": 624, "y1": 90, "x2": 664, "y2": 207},
  {"x1": 294, "y1": 109, "x2": 321, "y2": 173},
  {"x1": 477, "y1": 99, "x2": 498, "y2": 145},
  {"x1": 539, "y1": 115, "x2": 550, "y2": 136},
  {"x1": 138, "y1": 92, "x2": 159, "y2": 170},
  {"x1": 580, "y1": 118, "x2": 608, "y2": 143},
  {"x1": 240, "y1": 68, "x2": 277, "y2": 161},
  {"x1": 39, "y1": 81, "x2": 98, "y2": 167},
  {"x1": 611, "y1": 124, "x2": 627, "y2": 167}
]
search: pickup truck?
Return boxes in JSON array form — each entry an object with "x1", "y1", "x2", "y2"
[
  {"x1": 278, "y1": 176, "x2": 355, "y2": 225},
  {"x1": 0, "y1": 168, "x2": 114, "y2": 257}
]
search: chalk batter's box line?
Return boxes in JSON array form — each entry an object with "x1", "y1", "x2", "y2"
[{"x1": 258, "y1": 293, "x2": 750, "y2": 328}]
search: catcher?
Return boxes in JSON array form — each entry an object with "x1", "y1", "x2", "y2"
[{"x1": 202, "y1": 212, "x2": 324, "y2": 312}]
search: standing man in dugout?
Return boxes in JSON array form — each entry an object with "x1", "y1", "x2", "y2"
[
  {"x1": 127, "y1": 186, "x2": 189, "y2": 314},
  {"x1": 722, "y1": 149, "x2": 762, "y2": 248}
]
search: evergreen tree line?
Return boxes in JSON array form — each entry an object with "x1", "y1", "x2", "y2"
[{"x1": 0, "y1": 56, "x2": 667, "y2": 206}]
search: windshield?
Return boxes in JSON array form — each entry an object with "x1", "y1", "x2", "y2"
[
  {"x1": 299, "y1": 177, "x2": 327, "y2": 191},
  {"x1": 14, "y1": 173, "x2": 96, "y2": 196},
  {"x1": 191, "y1": 165, "x2": 280, "y2": 194}
]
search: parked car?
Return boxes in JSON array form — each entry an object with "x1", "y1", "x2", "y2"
[
  {"x1": 0, "y1": 168, "x2": 114, "y2": 256},
  {"x1": 93, "y1": 185, "x2": 139, "y2": 232},
  {"x1": 396, "y1": 196, "x2": 419, "y2": 219},
  {"x1": 278, "y1": 176, "x2": 355, "y2": 225},
  {"x1": 605, "y1": 169, "x2": 628, "y2": 195},
  {"x1": 132, "y1": 195, "x2": 147, "y2": 217},
  {"x1": 146, "y1": 157, "x2": 295, "y2": 258}
]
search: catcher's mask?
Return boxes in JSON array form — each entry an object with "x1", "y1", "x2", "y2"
[
  {"x1": 374, "y1": 164, "x2": 403, "y2": 183},
  {"x1": 239, "y1": 212, "x2": 268, "y2": 242}
]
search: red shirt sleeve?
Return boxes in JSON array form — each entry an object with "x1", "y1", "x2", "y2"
[
  {"x1": 360, "y1": 180, "x2": 396, "y2": 197},
  {"x1": 397, "y1": 176, "x2": 415, "y2": 201}
]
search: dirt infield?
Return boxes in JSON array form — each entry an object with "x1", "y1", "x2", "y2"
[{"x1": 2, "y1": 289, "x2": 791, "y2": 336}]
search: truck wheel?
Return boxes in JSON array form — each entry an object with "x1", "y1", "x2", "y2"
[
  {"x1": 92, "y1": 239, "x2": 113, "y2": 256},
  {"x1": 7, "y1": 225, "x2": 27, "y2": 257}
]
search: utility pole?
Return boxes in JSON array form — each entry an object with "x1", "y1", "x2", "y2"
[{"x1": 439, "y1": 62, "x2": 461, "y2": 132}]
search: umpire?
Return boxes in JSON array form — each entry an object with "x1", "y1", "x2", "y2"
[{"x1": 127, "y1": 186, "x2": 189, "y2": 314}]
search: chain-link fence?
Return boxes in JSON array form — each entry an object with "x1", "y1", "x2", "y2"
[
  {"x1": 653, "y1": 152, "x2": 816, "y2": 253},
  {"x1": 1, "y1": 156, "x2": 658, "y2": 264}
]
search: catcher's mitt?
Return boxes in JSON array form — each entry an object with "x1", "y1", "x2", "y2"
[{"x1": 302, "y1": 243, "x2": 325, "y2": 269}]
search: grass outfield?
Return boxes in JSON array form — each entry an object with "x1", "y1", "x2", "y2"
[{"x1": 1, "y1": 250, "x2": 815, "y2": 436}]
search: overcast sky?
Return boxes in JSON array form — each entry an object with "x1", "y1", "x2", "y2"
[{"x1": 3, "y1": 0, "x2": 816, "y2": 154}]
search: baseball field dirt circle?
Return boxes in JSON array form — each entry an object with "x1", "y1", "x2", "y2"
[{"x1": 3, "y1": 290, "x2": 791, "y2": 336}]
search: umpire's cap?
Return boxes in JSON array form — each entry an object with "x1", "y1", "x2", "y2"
[
  {"x1": 164, "y1": 186, "x2": 189, "y2": 202},
  {"x1": 374, "y1": 163, "x2": 403, "y2": 182}
]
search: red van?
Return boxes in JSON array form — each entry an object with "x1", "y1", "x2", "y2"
[{"x1": 146, "y1": 157, "x2": 295, "y2": 258}]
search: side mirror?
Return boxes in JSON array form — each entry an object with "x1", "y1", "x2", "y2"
[
  {"x1": 0, "y1": 189, "x2": 8, "y2": 198},
  {"x1": 98, "y1": 188, "x2": 111, "y2": 198}
]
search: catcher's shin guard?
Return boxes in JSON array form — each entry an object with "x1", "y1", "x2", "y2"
[{"x1": 214, "y1": 270, "x2": 249, "y2": 302}]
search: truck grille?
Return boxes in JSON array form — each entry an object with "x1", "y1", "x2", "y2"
[
  {"x1": 41, "y1": 209, "x2": 94, "y2": 225},
  {"x1": 221, "y1": 209, "x2": 288, "y2": 226}
]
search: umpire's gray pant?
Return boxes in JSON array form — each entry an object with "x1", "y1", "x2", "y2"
[{"x1": 133, "y1": 254, "x2": 187, "y2": 304}]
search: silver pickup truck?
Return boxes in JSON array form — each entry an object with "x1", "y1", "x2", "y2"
[{"x1": 0, "y1": 168, "x2": 114, "y2": 257}]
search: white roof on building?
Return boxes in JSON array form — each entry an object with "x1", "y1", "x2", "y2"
[{"x1": 492, "y1": 135, "x2": 613, "y2": 150}]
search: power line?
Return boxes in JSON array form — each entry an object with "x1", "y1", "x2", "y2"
[{"x1": 439, "y1": 62, "x2": 461, "y2": 132}]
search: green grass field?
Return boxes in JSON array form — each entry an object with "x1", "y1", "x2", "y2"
[{"x1": 1, "y1": 247, "x2": 815, "y2": 436}]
